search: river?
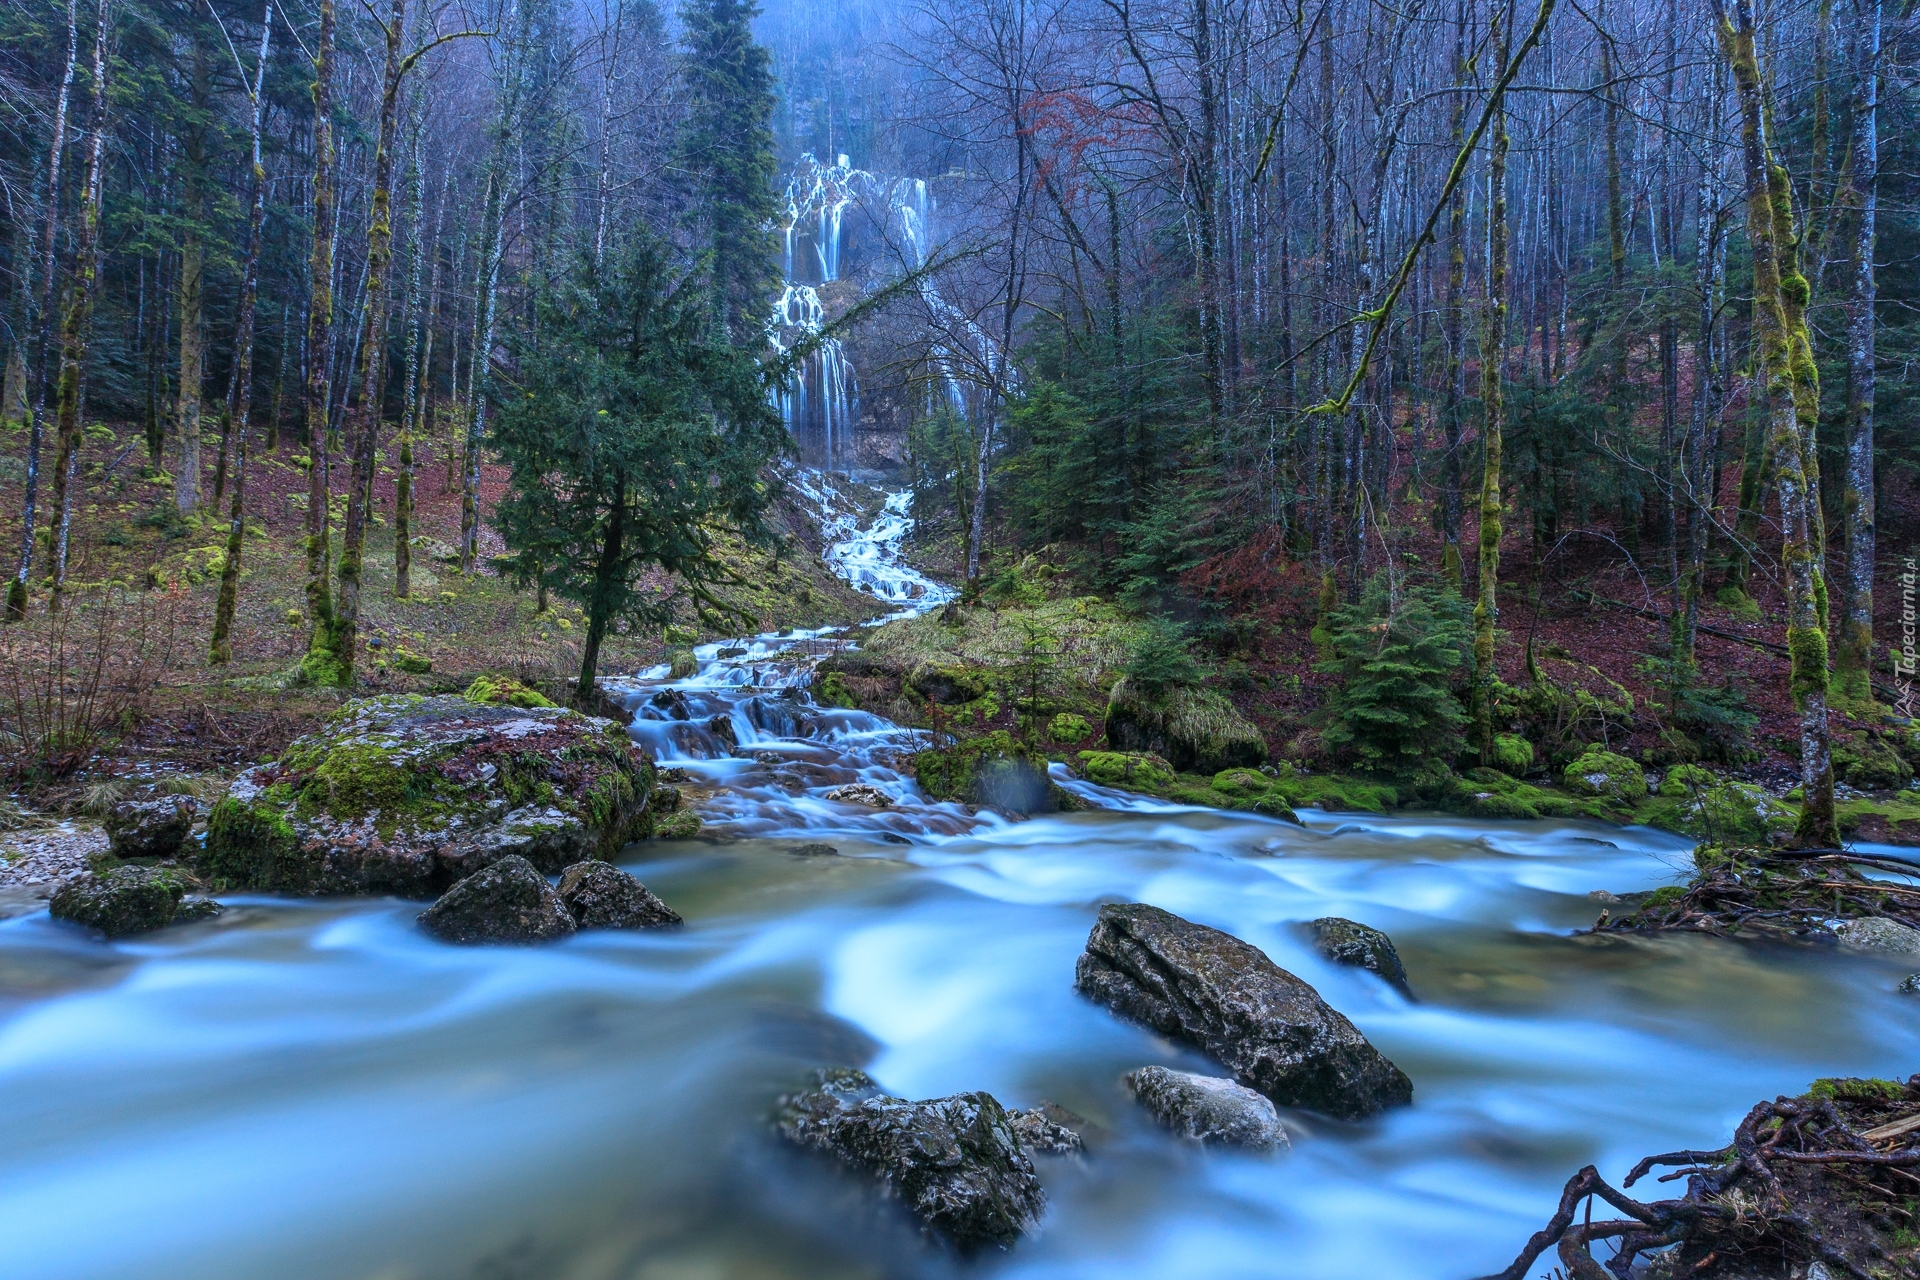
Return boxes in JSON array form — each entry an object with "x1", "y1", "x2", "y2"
[{"x1": 2, "y1": 475, "x2": 1917, "y2": 1280}]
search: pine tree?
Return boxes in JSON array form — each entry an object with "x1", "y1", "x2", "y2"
[{"x1": 676, "y1": 0, "x2": 777, "y2": 345}]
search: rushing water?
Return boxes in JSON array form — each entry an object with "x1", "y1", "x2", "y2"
[{"x1": 4, "y1": 488, "x2": 1919, "y2": 1280}]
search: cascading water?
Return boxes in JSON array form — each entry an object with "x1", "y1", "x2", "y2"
[
  {"x1": 4, "y1": 484, "x2": 1917, "y2": 1280},
  {"x1": 769, "y1": 153, "x2": 1015, "y2": 468}
]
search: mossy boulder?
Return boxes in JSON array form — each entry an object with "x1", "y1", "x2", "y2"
[
  {"x1": 1642, "y1": 764, "x2": 1794, "y2": 845},
  {"x1": 50, "y1": 866, "x2": 221, "y2": 937},
  {"x1": 1561, "y1": 749, "x2": 1647, "y2": 803},
  {"x1": 814, "y1": 670, "x2": 857, "y2": 709},
  {"x1": 1489, "y1": 733, "x2": 1534, "y2": 776},
  {"x1": 103, "y1": 794, "x2": 198, "y2": 859},
  {"x1": 1420, "y1": 769, "x2": 1615, "y2": 822},
  {"x1": 1077, "y1": 750, "x2": 1177, "y2": 792},
  {"x1": 908, "y1": 663, "x2": 991, "y2": 706},
  {"x1": 390, "y1": 647, "x2": 432, "y2": 675},
  {"x1": 1104, "y1": 677, "x2": 1267, "y2": 774},
  {"x1": 464, "y1": 675, "x2": 556, "y2": 709},
  {"x1": 914, "y1": 730, "x2": 1056, "y2": 814},
  {"x1": 416, "y1": 855, "x2": 576, "y2": 945},
  {"x1": 668, "y1": 649, "x2": 699, "y2": 680},
  {"x1": 200, "y1": 693, "x2": 656, "y2": 897},
  {"x1": 1834, "y1": 732, "x2": 1914, "y2": 791}
]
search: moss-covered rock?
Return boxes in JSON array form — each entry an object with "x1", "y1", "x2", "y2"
[
  {"x1": 814, "y1": 670, "x2": 856, "y2": 709},
  {"x1": 49, "y1": 866, "x2": 220, "y2": 937},
  {"x1": 103, "y1": 795, "x2": 198, "y2": 859},
  {"x1": 1834, "y1": 731, "x2": 1914, "y2": 791},
  {"x1": 914, "y1": 731, "x2": 1056, "y2": 813},
  {"x1": 909, "y1": 664, "x2": 990, "y2": 706},
  {"x1": 668, "y1": 649, "x2": 699, "y2": 679},
  {"x1": 1642, "y1": 764, "x2": 1794, "y2": 845},
  {"x1": 464, "y1": 675, "x2": 556, "y2": 709},
  {"x1": 1561, "y1": 749, "x2": 1647, "y2": 803},
  {"x1": 1047, "y1": 712, "x2": 1092, "y2": 744},
  {"x1": 1419, "y1": 769, "x2": 1619, "y2": 822},
  {"x1": 1104, "y1": 677, "x2": 1267, "y2": 774},
  {"x1": 200, "y1": 693, "x2": 656, "y2": 897},
  {"x1": 416, "y1": 855, "x2": 577, "y2": 945},
  {"x1": 1489, "y1": 733, "x2": 1534, "y2": 776},
  {"x1": 390, "y1": 647, "x2": 432, "y2": 675},
  {"x1": 1078, "y1": 750, "x2": 1176, "y2": 792}
]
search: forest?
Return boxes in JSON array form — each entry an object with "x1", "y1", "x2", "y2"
[{"x1": 2, "y1": 0, "x2": 1920, "y2": 1277}]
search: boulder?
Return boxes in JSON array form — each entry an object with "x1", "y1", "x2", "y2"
[
  {"x1": 913, "y1": 731, "x2": 1055, "y2": 815},
  {"x1": 774, "y1": 1067, "x2": 1046, "y2": 1251},
  {"x1": 791, "y1": 843, "x2": 841, "y2": 857},
  {"x1": 50, "y1": 866, "x2": 221, "y2": 937},
  {"x1": 1560, "y1": 749, "x2": 1648, "y2": 804},
  {"x1": 1307, "y1": 917, "x2": 1413, "y2": 999},
  {"x1": 1836, "y1": 917, "x2": 1920, "y2": 954},
  {"x1": 103, "y1": 794, "x2": 198, "y2": 859},
  {"x1": 908, "y1": 665, "x2": 989, "y2": 706},
  {"x1": 668, "y1": 649, "x2": 699, "y2": 680},
  {"x1": 417, "y1": 855, "x2": 577, "y2": 944},
  {"x1": 200, "y1": 694, "x2": 655, "y2": 897},
  {"x1": 1123, "y1": 1065, "x2": 1289, "y2": 1151},
  {"x1": 1075, "y1": 903, "x2": 1412, "y2": 1120},
  {"x1": 556, "y1": 860, "x2": 681, "y2": 929},
  {"x1": 1103, "y1": 678, "x2": 1267, "y2": 774}
]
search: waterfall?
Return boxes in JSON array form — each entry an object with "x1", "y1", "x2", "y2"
[{"x1": 768, "y1": 152, "x2": 1015, "y2": 471}]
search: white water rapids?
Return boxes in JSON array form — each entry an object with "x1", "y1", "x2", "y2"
[{"x1": 2, "y1": 478, "x2": 1918, "y2": 1279}]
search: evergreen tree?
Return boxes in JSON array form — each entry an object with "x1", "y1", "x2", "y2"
[
  {"x1": 676, "y1": 0, "x2": 777, "y2": 345},
  {"x1": 491, "y1": 234, "x2": 785, "y2": 702}
]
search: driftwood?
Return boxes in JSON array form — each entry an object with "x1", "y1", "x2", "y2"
[{"x1": 1479, "y1": 1078, "x2": 1920, "y2": 1280}]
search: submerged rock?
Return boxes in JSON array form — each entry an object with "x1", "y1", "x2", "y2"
[
  {"x1": 103, "y1": 795, "x2": 198, "y2": 860},
  {"x1": 200, "y1": 693, "x2": 655, "y2": 897},
  {"x1": 774, "y1": 1067, "x2": 1047, "y2": 1251},
  {"x1": 417, "y1": 855, "x2": 577, "y2": 944},
  {"x1": 50, "y1": 866, "x2": 220, "y2": 937},
  {"x1": 1123, "y1": 1065, "x2": 1289, "y2": 1151},
  {"x1": 1008, "y1": 1103, "x2": 1087, "y2": 1155},
  {"x1": 1075, "y1": 902, "x2": 1412, "y2": 1120},
  {"x1": 1307, "y1": 917, "x2": 1413, "y2": 998},
  {"x1": 1103, "y1": 678, "x2": 1267, "y2": 774},
  {"x1": 1836, "y1": 917, "x2": 1920, "y2": 954},
  {"x1": 555, "y1": 860, "x2": 681, "y2": 929}
]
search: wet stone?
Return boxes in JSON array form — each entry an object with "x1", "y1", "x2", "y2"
[
  {"x1": 790, "y1": 843, "x2": 841, "y2": 857},
  {"x1": 1124, "y1": 1065, "x2": 1289, "y2": 1151},
  {"x1": 1836, "y1": 917, "x2": 1920, "y2": 954},
  {"x1": 1075, "y1": 902, "x2": 1413, "y2": 1120},
  {"x1": 104, "y1": 795, "x2": 198, "y2": 860},
  {"x1": 555, "y1": 860, "x2": 681, "y2": 930},
  {"x1": 417, "y1": 855, "x2": 577, "y2": 945},
  {"x1": 1307, "y1": 917, "x2": 1413, "y2": 998},
  {"x1": 50, "y1": 865, "x2": 211, "y2": 938},
  {"x1": 823, "y1": 783, "x2": 893, "y2": 807},
  {"x1": 774, "y1": 1067, "x2": 1047, "y2": 1251},
  {"x1": 1009, "y1": 1103, "x2": 1087, "y2": 1155}
]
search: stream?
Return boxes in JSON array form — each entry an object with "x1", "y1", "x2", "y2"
[{"x1": 3, "y1": 474, "x2": 1919, "y2": 1280}]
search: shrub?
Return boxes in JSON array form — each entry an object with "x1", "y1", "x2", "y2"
[
  {"x1": 0, "y1": 590, "x2": 176, "y2": 782},
  {"x1": 1315, "y1": 577, "x2": 1470, "y2": 775},
  {"x1": 1121, "y1": 617, "x2": 1207, "y2": 694}
]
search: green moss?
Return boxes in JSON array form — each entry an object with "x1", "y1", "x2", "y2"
[
  {"x1": 1807, "y1": 1077, "x2": 1906, "y2": 1102},
  {"x1": 1272, "y1": 773, "x2": 1401, "y2": 814},
  {"x1": 202, "y1": 793, "x2": 316, "y2": 892},
  {"x1": 391, "y1": 647, "x2": 431, "y2": 675},
  {"x1": 1490, "y1": 733, "x2": 1534, "y2": 775},
  {"x1": 668, "y1": 649, "x2": 699, "y2": 679},
  {"x1": 652, "y1": 810, "x2": 703, "y2": 839},
  {"x1": 1561, "y1": 749, "x2": 1648, "y2": 802},
  {"x1": 1787, "y1": 625, "x2": 1830, "y2": 703},
  {"x1": 1715, "y1": 586, "x2": 1762, "y2": 622},
  {"x1": 916, "y1": 731, "x2": 1048, "y2": 803},
  {"x1": 1106, "y1": 677, "x2": 1267, "y2": 774},
  {"x1": 464, "y1": 675, "x2": 555, "y2": 708},
  {"x1": 1644, "y1": 884, "x2": 1687, "y2": 909},
  {"x1": 1047, "y1": 712, "x2": 1091, "y2": 743},
  {"x1": 1640, "y1": 767, "x2": 1794, "y2": 845},
  {"x1": 815, "y1": 670, "x2": 856, "y2": 709},
  {"x1": 1078, "y1": 750, "x2": 1176, "y2": 792}
]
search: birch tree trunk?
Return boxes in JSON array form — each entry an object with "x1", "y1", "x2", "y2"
[
  {"x1": 6, "y1": 0, "x2": 77, "y2": 621},
  {"x1": 210, "y1": 0, "x2": 273, "y2": 665},
  {"x1": 301, "y1": 0, "x2": 340, "y2": 680},
  {"x1": 47, "y1": 0, "x2": 109, "y2": 613}
]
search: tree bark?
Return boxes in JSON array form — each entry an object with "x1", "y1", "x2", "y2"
[
  {"x1": 1834, "y1": 0, "x2": 1881, "y2": 704},
  {"x1": 1473, "y1": 0, "x2": 1513, "y2": 764},
  {"x1": 174, "y1": 35, "x2": 210, "y2": 516},
  {"x1": 578, "y1": 475, "x2": 625, "y2": 704},
  {"x1": 302, "y1": 0, "x2": 340, "y2": 680},
  {"x1": 1715, "y1": 0, "x2": 1837, "y2": 847},
  {"x1": 6, "y1": 0, "x2": 78, "y2": 621}
]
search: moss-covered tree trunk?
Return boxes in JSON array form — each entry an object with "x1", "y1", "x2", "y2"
[
  {"x1": 46, "y1": 0, "x2": 107, "y2": 614},
  {"x1": 173, "y1": 36, "x2": 209, "y2": 518},
  {"x1": 577, "y1": 474, "x2": 626, "y2": 706},
  {"x1": 1473, "y1": 0, "x2": 1512, "y2": 764},
  {"x1": 1716, "y1": 0, "x2": 1838, "y2": 847},
  {"x1": 209, "y1": 0, "x2": 273, "y2": 665},
  {"x1": 335, "y1": 0, "x2": 412, "y2": 684},
  {"x1": 1681, "y1": 67, "x2": 1727, "y2": 665},
  {"x1": 301, "y1": 0, "x2": 340, "y2": 681},
  {"x1": 1834, "y1": 0, "x2": 1881, "y2": 704},
  {"x1": 1439, "y1": 0, "x2": 1469, "y2": 593}
]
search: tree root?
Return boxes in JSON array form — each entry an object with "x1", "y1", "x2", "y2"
[
  {"x1": 1479, "y1": 1078, "x2": 1920, "y2": 1280},
  {"x1": 1593, "y1": 847, "x2": 1920, "y2": 942}
]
